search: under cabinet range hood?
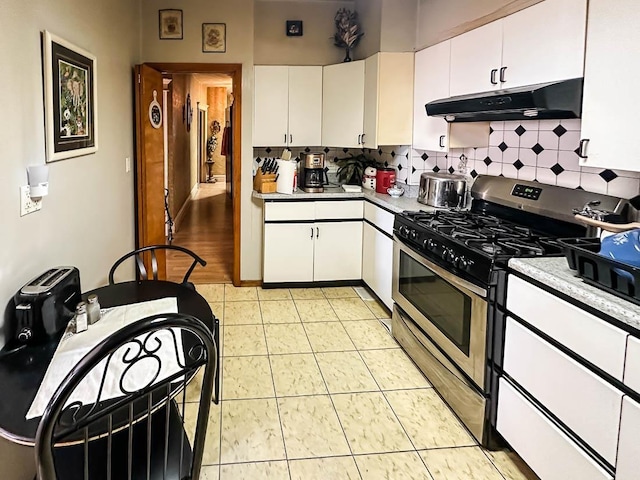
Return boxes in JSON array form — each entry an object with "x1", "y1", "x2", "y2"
[{"x1": 426, "y1": 78, "x2": 583, "y2": 123}]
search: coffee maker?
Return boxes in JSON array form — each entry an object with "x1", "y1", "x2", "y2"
[{"x1": 299, "y1": 153, "x2": 329, "y2": 193}]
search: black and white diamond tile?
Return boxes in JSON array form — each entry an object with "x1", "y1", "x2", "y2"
[
  {"x1": 559, "y1": 130, "x2": 581, "y2": 152},
  {"x1": 519, "y1": 130, "x2": 538, "y2": 149},
  {"x1": 557, "y1": 150, "x2": 581, "y2": 172},
  {"x1": 410, "y1": 166, "x2": 424, "y2": 185},
  {"x1": 502, "y1": 163, "x2": 518, "y2": 179}
]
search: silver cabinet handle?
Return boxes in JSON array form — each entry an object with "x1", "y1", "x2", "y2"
[
  {"x1": 490, "y1": 69, "x2": 498, "y2": 85},
  {"x1": 284, "y1": 133, "x2": 287, "y2": 143},
  {"x1": 316, "y1": 227, "x2": 319, "y2": 239},
  {"x1": 439, "y1": 135, "x2": 445, "y2": 148},
  {"x1": 290, "y1": 134, "x2": 293, "y2": 144},
  {"x1": 361, "y1": 133, "x2": 366, "y2": 145},
  {"x1": 310, "y1": 227, "x2": 313, "y2": 239},
  {"x1": 357, "y1": 134, "x2": 362, "y2": 144},
  {"x1": 578, "y1": 139, "x2": 590, "y2": 159},
  {"x1": 499, "y1": 66, "x2": 507, "y2": 83}
]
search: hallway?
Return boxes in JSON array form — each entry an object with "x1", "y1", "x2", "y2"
[{"x1": 167, "y1": 182, "x2": 233, "y2": 284}]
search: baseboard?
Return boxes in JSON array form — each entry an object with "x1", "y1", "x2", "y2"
[
  {"x1": 239, "y1": 280, "x2": 262, "y2": 287},
  {"x1": 174, "y1": 184, "x2": 198, "y2": 232},
  {"x1": 262, "y1": 280, "x2": 363, "y2": 289}
]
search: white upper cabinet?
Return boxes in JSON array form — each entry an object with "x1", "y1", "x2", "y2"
[
  {"x1": 253, "y1": 65, "x2": 322, "y2": 147},
  {"x1": 288, "y1": 66, "x2": 323, "y2": 147},
  {"x1": 253, "y1": 66, "x2": 289, "y2": 147},
  {"x1": 450, "y1": 0, "x2": 586, "y2": 97},
  {"x1": 322, "y1": 61, "x2": 366, "y2": 148},
  {"x1": 501, "y1": 0, "x2": 586, "y2": 89},
  {"x1": 413, "y1": 41, "x2": 451, "y2": 151},
  {"x1": 579, "y1": 0, "x2": 640, "y2": 171},
  {"x1": 363, "y1": 52, "x2": 414, "y2": 149},
  {"x1": 450, "y1": 21, "x2": 503, "y2": 97}
]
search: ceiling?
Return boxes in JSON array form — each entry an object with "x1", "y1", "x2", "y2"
[{"x1": 193, "y1": 73, "x2": 233, "y2": 88}]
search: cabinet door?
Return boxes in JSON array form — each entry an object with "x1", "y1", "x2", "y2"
[
  {"x1": 502, "y1": 0, "x2": 586, "y2": 89},
  {"x1": 362, "y1": 54, "x2": 380, "y2": 149},
  {"x1": 264, "y1": 223, "x2": 314, "y2": 283},
  {"x1": 313, "y1": 221, "x2": 363, "y2": 281},
  {"x1": 253, "y1": 66, "x2": 289, "y2": 147},
  {"x1": 449, "y1": 21, "x2": 503, "y2": 96},
  {"x1": 623, "y1": 336, "x2": 640, "y2": 393},
  {"x1": 616, "y1": 396, "x2": 640, "y2": 479},
  {"x1": 413, "y1": 42, "x2": 450, "y2": 151},
  {"x1": 362, "y1": 223, "x2": 394, "y2": 309},
  {"x1": 580, "y1": 0, "x2": 640, "y2": 171},
  {"x1": 288, "y1": 66, "x2": 322, "y2": 147},
  {"x1": 376, "y1": 53, "x2": 414, "y2": 147},
  {"x1": 322, "y1": 61, "x2": 365, "y2": 148}
]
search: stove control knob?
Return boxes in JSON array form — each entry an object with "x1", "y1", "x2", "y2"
[
  {"x1": 399, "y1": 226, "x2": 409, "y2": 237},
  {"x1": 409, "y1": 229, "x2": 418, "y2": 241},
  {"x1": 447, "y1": 250, "x2": 457, "y2": 262},
  {"x1": 427, "y1": 239, "x2": 437, "y2": 251},
  {"x1": 441, "y1": 247, "x2": 449, "y2": 260}
]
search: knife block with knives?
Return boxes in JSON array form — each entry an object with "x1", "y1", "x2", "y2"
[{"x1": 254, "y1": 158, "x2": 280, "y2": 193}]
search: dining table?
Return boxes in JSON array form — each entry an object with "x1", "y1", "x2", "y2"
[{"x1": 0, "y1": 280, "x2": 218, "y2": 447}]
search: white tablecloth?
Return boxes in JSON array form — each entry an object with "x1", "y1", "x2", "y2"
[{"x1": 26, "y1": 297, "x2": 183, "y2": 420}]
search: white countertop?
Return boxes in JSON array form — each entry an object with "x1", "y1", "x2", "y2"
[
  {"x1": 252, "y1": 185, "x2": 439, "y2": 214},
  {"x1": 509, "y1": 256, "x2": 640, "y2": 331}
]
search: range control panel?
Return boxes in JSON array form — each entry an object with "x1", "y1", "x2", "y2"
[{"x1": 511, "y1": 184, "x2": 542, "y2": 201}]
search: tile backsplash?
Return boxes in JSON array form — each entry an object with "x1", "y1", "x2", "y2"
[
  {"x1": 254, "y1": 120, "x2": 639, "y2": 200},
  {"x1": 253, "y1": 146, "x2": 411, "y2": 185},
  {"x1": 411, "y1": 119, "x2": 640, "y2": 199}
]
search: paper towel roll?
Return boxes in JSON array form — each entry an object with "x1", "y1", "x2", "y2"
[{"x1": 276, "y1": 159, "x2": 297, "y2": 194}]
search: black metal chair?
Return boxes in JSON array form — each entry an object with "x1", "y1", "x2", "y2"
[
  {"x1": 34, "y1": 313, "x2": 218, "y2": 480},
  {"x1": 108, "y1": 245, "x2": 207, "y2": 288}
]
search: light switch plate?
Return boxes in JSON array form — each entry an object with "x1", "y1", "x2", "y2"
[{"x1": 20, "y1": 186, "x2": 42, "y2": 216}]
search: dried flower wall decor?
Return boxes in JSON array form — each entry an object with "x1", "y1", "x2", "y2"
[{"x1": 333, "y1": 8, "x2": 364, "y2": 62}]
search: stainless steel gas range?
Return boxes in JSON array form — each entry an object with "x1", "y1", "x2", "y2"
[{"x1": 391, "y1": 175, "x2": 629, "y2": 447}]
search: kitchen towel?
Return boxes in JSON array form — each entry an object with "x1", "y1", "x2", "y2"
[{"x1": 26, "y1": 297, "x2": 183, "y2": 420}]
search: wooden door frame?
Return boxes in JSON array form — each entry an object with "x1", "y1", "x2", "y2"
[{"x1": 145, "y1": 63, "x2": 242, "y2": 286}]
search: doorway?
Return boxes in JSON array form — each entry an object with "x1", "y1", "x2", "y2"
[{"x1": 134, "y1": 63, "x2": 242, "y2": 285}]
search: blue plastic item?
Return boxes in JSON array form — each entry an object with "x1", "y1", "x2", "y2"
[{"x1": 599, "y1": 229, "x2": 640, "y2": 281}]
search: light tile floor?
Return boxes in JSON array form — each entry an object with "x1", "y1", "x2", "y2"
[{"x1": 192, "y1": 284, "x2": 539, "y2": 480}]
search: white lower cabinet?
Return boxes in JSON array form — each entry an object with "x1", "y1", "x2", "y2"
[
  {"x1": 616, "y1": 396, "x2": 640, "y2": 479},
  {"x1": 497, "y1": 378, "x2": 614, "y2": 480},
  {"x1": 362, "y1": 222, "x2": 393, "y2": 309},
  {"x1": 263, "y1": 223, "x2": 315, "y2": 283},
  {"x1": 314, "y1": 222, "x2": 363, "y2": 282},
  {"x1": 263, "y1": 201, "x2": 363, "y2": 284},
  {"x1": 504, "y1": 317, "x2": 623, "y2": 465}
]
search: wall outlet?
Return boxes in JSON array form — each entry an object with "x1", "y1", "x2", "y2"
[{"x1": 20, "y1": 186, "x2": 42, "y2": 216}]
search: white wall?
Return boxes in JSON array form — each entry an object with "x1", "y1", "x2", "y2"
[
  {"x1": 0, "y1": 1, "x2": 140, "y2": 476},
  {"x1": 254, "y1": 0, "x2": 355, "y2": 65},
  {"x1": 140, "y1": 0, "x2": 261, "y2": 281}
]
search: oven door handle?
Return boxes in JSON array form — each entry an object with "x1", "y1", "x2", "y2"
[{"x1": 394, "y1": 237, "x2": 487, "y2": 299}]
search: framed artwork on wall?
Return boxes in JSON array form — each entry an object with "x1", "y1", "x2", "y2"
[
  {"x1": 42, "y1": 30, "x2": 98, "y2": 163},
  {"x1": 202, "y1": 23, "x2": 226, "y2": 53},
  {"x1": 286, "y1": 20, "x2": 303, "y2": 37},
  {"x1": 159, "y1": 9, "x2": 183, "y2": 40}
]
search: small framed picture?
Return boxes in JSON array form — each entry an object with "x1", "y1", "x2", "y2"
[
  {"x1": 159, "y1": 9, "x2": 183, "y2": 40},
  {"x1": 286, "y1": 20, "x2": 303, "y2": 37},
  {"x1": 42, "y1": 31, "x2": 98, "y2": 162},
  {"x1": 202, "y1": 23, "x2": 226, "y2": 53}
]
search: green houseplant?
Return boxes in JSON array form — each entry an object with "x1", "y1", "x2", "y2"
[{"x1": 334, "y1": 153, "x2": 382, "y2": 185}]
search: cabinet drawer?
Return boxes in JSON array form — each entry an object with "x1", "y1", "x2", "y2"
[
  {"x1": 264, "y1": 202, "x2": 315, "y2": 221},
  {"x1": 315, "y1": 200, "x2": 363, "y2": 220},
  {"x1": 497, "y1": 378, "x2": 613, "y2": 480},
  {"x1": 506, "y1": 275, "x2": 627, "y2": 380},
  {"x1": 504, "y1": 317, "x2": 623, "y2": 465},
  {"x1": 623, "y1": 336, "x2": 640, "y2": 393},
  {"x1": 364, "y1": 202, "x2": 394, "y2": 236}
]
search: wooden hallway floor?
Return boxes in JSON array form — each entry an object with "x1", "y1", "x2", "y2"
[{"x1": 167, "y1": 182, "x2": 233, "y2": 284}]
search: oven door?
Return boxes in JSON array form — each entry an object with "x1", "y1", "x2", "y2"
[{"x1": 392, "y1": 238, "x2": 488, "y2": 388}]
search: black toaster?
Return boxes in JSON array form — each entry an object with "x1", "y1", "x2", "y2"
[{"x1": 13, "y1": 267, "x2": 81, "y2": 344}]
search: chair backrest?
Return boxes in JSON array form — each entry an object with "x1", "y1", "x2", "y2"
[
  {"x1": 108, "y1": 245, "x2": 206, "y2": 285},
  {"x1": 35, "y1": 313, "x2": 217, "y2": 480}
]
